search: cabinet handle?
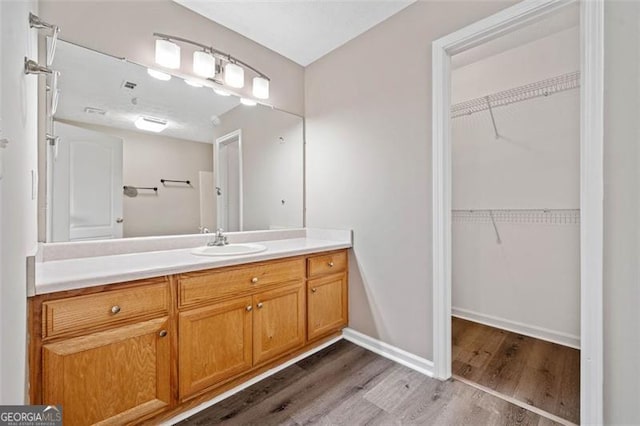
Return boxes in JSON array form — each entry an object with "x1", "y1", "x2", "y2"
[
  {"x1": 158, "y1": 330, "x2": 168, "y2": 338},
  {"x1": 311, "y1": 288, "x2": 317, "y2": 293},
  {"x1": 328, "y1": 261, "x2": 334, "y2": 267},
  {"x1": 111, "y1": 305, "x2": 121, "y2": 314},
  {"x1": 246, "y1": 305, "x2": 253, "y2": 312},
  {"x1": 251, "y1": 277, "x2": 259, "y2": 284},
  {"x1": 257, "y1": 302, "x2": 263, "y2": 309}
]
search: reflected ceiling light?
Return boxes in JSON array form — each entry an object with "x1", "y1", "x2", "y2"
[
  {"x1": 147, "y1": 68, "x2": 171, "y2": 81},
  {"x1": 134, "y1": 116, "x2": 168, "y2": 132},
  {"x1": 193, "y1": 51, "x2": 216, "y2": 78},
  {"x1": 252, "y1": 76, "x2": 269, "y2": 100},
  {"x1": 155, "y1": 39, "x2": 180, "y2": 69},
  {"x1": 185, "y1": 79, "x2": 203, "y2": 88},
  {"x1": 213, "y1": 88, "x2": 230, "y2": 96},
  {"x1": 153, "y1": 33, "x2": 271, "y2": 99},
  {"x1": 225, "y1": 63, "x2": 244, "y2": 88},
  {"x1": 240, "y1": 98, "x2": 257, "y2": 106}
]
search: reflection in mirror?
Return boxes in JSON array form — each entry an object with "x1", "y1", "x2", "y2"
[{"x1": 46, "y1": 40, "x2": 303, "y2": 242}]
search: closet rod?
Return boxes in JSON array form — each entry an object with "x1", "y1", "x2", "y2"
[{"x1": 451, "y1": 71, "x2": 580, "y2": 119}]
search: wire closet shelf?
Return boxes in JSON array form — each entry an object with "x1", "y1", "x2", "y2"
[
  {"x1": 452, "y1": 208, "x2": 580, "y2": 225},
  {"x1": 451, "y1": 71, "x2": 580, "y2": 119}
]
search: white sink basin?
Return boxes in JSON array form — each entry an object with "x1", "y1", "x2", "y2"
[{"x1": 191, "y1": 243, "x2": 267, "y2": 257}]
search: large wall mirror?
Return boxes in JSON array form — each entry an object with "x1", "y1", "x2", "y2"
[{"x1": 44, "y1": 40, "x2": 304, "y2": 242}]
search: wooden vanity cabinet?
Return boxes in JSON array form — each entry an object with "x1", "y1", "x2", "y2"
[
  {"x1": 33, "y1": 278, "x2": 173, "y2": 426},
  {"x1": 177, "y1": 258, "x2": 306, "y2": 400},
  {"x1": 307, "y1": 251, "x2": 349, "y2": 341},
  {"x1": 30, "y1": 250, "x2": 349, "y2": 425}
]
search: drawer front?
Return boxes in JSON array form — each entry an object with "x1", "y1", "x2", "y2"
[
  {"x1": 42, "y1": 280, "x2": 170, "y2": 339},
  {"x1": 307, "y1": 250, "x2": 348, "y2": 278},
  {"x1": 178, "y1": 258, "x2": 305, "y2": 308}
]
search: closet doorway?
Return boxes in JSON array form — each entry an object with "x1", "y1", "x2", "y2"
[
  {"x1": 215, "y1": 129, "x2": 243, "y2": 232},
  {"x1": 431, "y1": 0, "x2": 604, "y2": 425}
]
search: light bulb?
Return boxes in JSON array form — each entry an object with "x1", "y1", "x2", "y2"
[
  {"x1": 185, "y1": 79, "x2": 203, "y2": 88},
  {"x1": 193, "y1": 51, "x2": 216, "y2": 78},
  {"x1": 225, "y1": 63, "x2": 244, "y2": 88},
  {"x1": 252, "y1": 77, "x2": 269, "y2": 99},
  {"x1": 155, "y1": 39, "x2": 180, "y2": 69},
  {"x1": 214, "y1": 88, "x2": 231, "y2": 96},
  {"x1": 240, "y1": 98, "x2": 257, "y2": 106},
  {"x1": 134, "y1": 116, "x2": 168, "y2": 132}
]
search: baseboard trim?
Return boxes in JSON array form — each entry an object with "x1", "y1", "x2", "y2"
[
  {"x1": 342, "y1": 328, "x2": 434, "y2": 377},
  {"x1": 162, "y1": 334, "x2": 343, "y2": 425},
  {"x1": 452, "y1": 307, "x2": 580, "y2": 349}
]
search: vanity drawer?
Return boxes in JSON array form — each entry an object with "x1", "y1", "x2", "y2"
[
  {"x1": 42, "y1": 279, "x2": 171, "y2": 339},
  {"x1": 307, "y1": 250, "x2": 348, "y2": 278},
  {"x1": 178, "y1": 258, "x2": 305, "y2": 308}
]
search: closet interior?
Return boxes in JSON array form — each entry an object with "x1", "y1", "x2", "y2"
[{"x1": 450, "y1": 5, "x2": 581, "y2": 425}]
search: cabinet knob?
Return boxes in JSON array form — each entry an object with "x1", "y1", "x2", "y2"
[
  {"x1": 251, "y1": 277, "x2": 259, "y2": 284},
  {"x1": 246, "y1": 305, "x2": 253, "y2": 312},
  {"x1": 311, "y1": 288, "x2": 317, "y2": 293},
  {"x1": 116, "y1": 217, "x2": 124, "y2": 223},
  {"x1": 158, "y1": 330, "x2": 168, "y2": 338},
  {"x1": 111, "y1": 305, "x2": 121, "y2": 314},
  {"x1": 328, "y1": 261, "x2": 334, "y2": 267},
  {"x1": 257, "y1": 302, "x2": 263, "y2": 309}
]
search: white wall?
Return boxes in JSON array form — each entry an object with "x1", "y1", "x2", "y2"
[
  {"x1": 39, "y1": 0, "x2": 304, "y2": 116},
  {"x1": 213, "y1": 106, "x2": 304, "y2": 231},
  {"x1": 305, "y1": 0, "x2": 516, "y2": 359},
  {"x1": 603, "y1": 1, "x2": 640, "y2": 423},
  {"x1": 0, "y1": 0, "x2": 39, "y2": 403},
  {"x1": 451, "y1": 27, "x2": 580, "y2": 346},
  {"x1": 58, "y1": 120, "x2": 213, "y2": 238}
]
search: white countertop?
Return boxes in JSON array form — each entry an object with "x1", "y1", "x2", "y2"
[{"x1": 35, "y1": 236, "x2": 351, "y2": 295}]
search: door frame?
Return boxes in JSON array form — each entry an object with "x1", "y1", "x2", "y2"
[
  {"x1": 214, "y1": 129, "x2": 243, "y2": 232},
  {"x1": 431, "y1": 0, "x2": 603, "y2": 424}
]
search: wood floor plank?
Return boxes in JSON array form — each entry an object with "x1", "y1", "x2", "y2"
[
  {"x1": 179, "y1": 339, "x2": 564, "y2": 426},
  {"x1": 452, "y1": 317, "x2": 580, "y2": 424}
]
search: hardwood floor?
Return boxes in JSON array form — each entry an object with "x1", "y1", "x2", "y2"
[
  {"x1": 179, "y1": 339, "x2": 561, "y2": 425},
  {"x1": 452, "y1": 317, "x2": 580, "y2": 424}
]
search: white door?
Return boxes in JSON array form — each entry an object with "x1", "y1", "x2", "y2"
[
  {"x1": 52, "y1": 122, "x2": 123, "y2": 241},
  {"x1": 215, "y1": 130, "x2": 243, "y2": 232}
]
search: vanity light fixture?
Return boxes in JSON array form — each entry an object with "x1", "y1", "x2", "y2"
[
  {"x1": 193, "y1": 50, "x2": 216, "y2": 78},
  {"x1": 224, "y1": 63, "x2": 244, "y2": 88},
  {"x1": 153, "y1": 32, "x2": 270, "y2": 99},
  {"x1": 134, "y1": 116, "x2": 168, "y2": 133},
  {"x1": 147, "y1": 68, "x2": 171, "y2": 81},
  {"x1": 252, "y1": 76, "x2": 269, "y2": 99},
  {"x1": 240, "y1": 98, "x2": 257, "y2": 106},
  {"x1": 155, "y1": 39, "x2": 180, "y2": 69}
]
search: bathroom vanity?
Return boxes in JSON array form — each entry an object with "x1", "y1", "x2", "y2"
[{"x1": 28, "y1": 232, "x2": 350, "y2": 425}]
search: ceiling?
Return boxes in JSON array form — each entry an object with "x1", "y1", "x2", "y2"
[
  {"x1": 53, "y1": 40, "x2": 243, "y2": 143},
  {"x1": 174, "y1": 0, "x2": 416, "y2": 66},
  {"x1": 452, "y1": 2, "x2": 579, "y2": 69}
]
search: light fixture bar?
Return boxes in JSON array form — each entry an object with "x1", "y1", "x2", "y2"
[{"x1": 153, "y1": 32, "x2": 270, "y2": 82}]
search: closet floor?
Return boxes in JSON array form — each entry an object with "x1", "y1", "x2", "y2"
[{"x1": 452, "y1": 317, "x2": 580, "y2": 424}]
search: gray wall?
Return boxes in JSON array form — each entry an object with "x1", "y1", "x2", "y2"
[
  {"x1": 39, "y1": 0, "x2": 305, "y2": 116},
  {"x1": 305, "y1": 1, "x2": 516, "y2": 359},
  {"x1": 603, "y1": 1, "x2": 640, "y2": 423},
  {"x1": 0, "y1": 0, "x2": 39, "y2": 403}
]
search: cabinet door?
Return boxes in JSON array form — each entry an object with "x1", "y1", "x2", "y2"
[
  {"x1": 42, "y1": 317, "x2": 171, "y2": 426},
  {"x1": 179, "y1": 297, "x2": 253, "y2": 399},
  {"x1": 308, "y1": 273, "x2": 348, "y2": 341},
  {"x1": 253, "y1": 282, "x2": 305, "y2": 365}
]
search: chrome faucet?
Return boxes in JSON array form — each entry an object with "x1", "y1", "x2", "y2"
[
  {"x1": 208, "y1": 228, "x2": 228, "y2": 246},
  {"x1": 199, "y1": 226, "x2": 210, "y2": 234}
]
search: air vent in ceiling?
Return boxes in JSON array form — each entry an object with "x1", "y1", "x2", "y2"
[{"x1": 122, "y1": 81, "x2": 137, "y2": 91}]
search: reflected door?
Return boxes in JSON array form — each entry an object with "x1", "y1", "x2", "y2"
[
  {"x1": 215, "y1": 130, "x2": 243, "y2": 232},
  {"x1": 52, "y1": 122, "x2": 123, "y2": 241}
]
